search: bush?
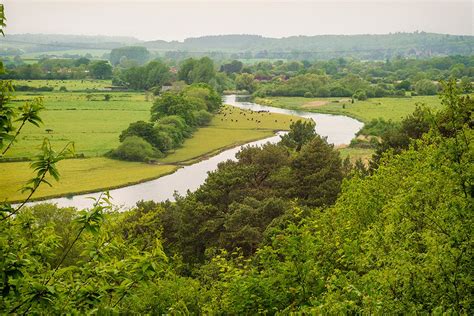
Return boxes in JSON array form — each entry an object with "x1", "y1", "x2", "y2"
[
  {"x1": 193, "y1": 110, "x2": 213, "y2": 126},
  {"x1": 304, "y1": 92, "x2": 314, "y2": 98},
  {"x1": 357, "y1": 118, "x2": 399, "y2": 137},
  {"x1": 316, "y1": 87, "x2": 330, "y2": 97},
  {"x1": 109, "y1": 136, "x2": 161, "y2": 162},
  {"x1": 415, "y1": 79, "x2": 438, "y2": 95},
  {"x1": 59, "y1": 86, "x2": 68, "y2": 92},
  {"x1": 353, "y1": 89, "x2": 368, "y2": 101},
  {"x1": 330, "y1": 85, "x2": 352, "y2": 97},
  {"x1": 13, "y1": 85, "x2": 54, "y2": 92}
]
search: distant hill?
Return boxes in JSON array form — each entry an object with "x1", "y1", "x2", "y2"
[
  {"x1": 0, "y1": 34, "x2": 141, "y2": 55},
  {"x1": 1, "y1": 32, "x2": 472, "y2": 60},
  {"x1": 145, "y1": 33, "x2": 474, "y2": 59}
]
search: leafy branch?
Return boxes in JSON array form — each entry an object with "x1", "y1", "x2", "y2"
[
  {"x1": 1, "y1": 97, "x2": 44, "y2": 155},
  {"x1": 1, "y1": 139, "x2": 75, "y2": 221}
]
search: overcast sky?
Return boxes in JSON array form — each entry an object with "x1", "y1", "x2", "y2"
[{"x1": 1, "y1": 0, "x2": 473, "y2": 41}]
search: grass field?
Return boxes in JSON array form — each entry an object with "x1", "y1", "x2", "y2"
[
  {"x1": 0, "y1": 158, "x2": 178, "y2": 202},
  {"x1": 21, "y1": 49, "x2": 110, "y2": 59},
  {"x1": 161, "y1": 105, "x2": 306, "y2": 163},
  {"x1": 12, "y1": 79, "x2": 112, "y2": 91},
  {"x1": 338, "y1": 147, "x2": 375, "y2": 164},
  {"x1": 255, "y1": 96, "x2": 447, "y2": 122},
  {"x1": 7, "y1": 92, "x2": 151, "y2": 158},
  {"x1": 1, "y1": 87, "x2": 306, "y2": 201}
]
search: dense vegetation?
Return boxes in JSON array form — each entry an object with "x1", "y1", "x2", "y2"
[
  {"x1": 1, "y1": 78, "x2": 472, "y2": 313},
  {"x1": 2, "y1": 53, "x2": 472, "y2": 100},
  {"x1": 108, "y1": 84, "x2": 221, "y2": 161},
  {"x1": 1, "y1": 6, "x2": 473, "y2": 313}
]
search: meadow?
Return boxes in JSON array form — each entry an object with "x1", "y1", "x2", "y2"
[
  {"x1": 161, "y1": 104, "x2": 306, "y2": 163},
  {"x1": 12, "y1": 79, "x2": 112, "y2": 91},
  {"x1": 255, "y1": 95, "x2": 446, "y2": 122},
  {"x1": 0, "y1": 158, "x2": 178, "y2": 202},
  {"x1": 6, "y1": 91, "x2": 151, "y2": 158}
]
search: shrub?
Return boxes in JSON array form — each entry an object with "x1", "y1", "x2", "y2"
[
  {"x1": 304, "y1": 92, "x2": 314, "y2": 98},
  {"x1": 415, "y1": 79, "x2": 438, "y2": 95},
  {"x1": 109, "y1": 136, "x2": 160, "y2": 162},
  {"x1": 353, "y1": 89, "x2": 368, "y2": 100},
  {"x1": 59, "y1": 86, "x2": 68, "y2": 92},
  {"x1": 13, "y1": 85, "x2": 54, "y2": 92},
  {"x1": 193, "y1": 110, "x2": 213, "y2": 126}
]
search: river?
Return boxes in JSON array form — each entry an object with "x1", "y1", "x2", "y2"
[{"x1": 30, "y1": 95, "x2": 363, "y2": 210}]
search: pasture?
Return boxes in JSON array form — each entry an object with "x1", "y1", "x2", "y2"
[
  {"x1": 12, "y1": 79, "x2": 112, "y2": 91},
  {"x1": 6, "y1": 91, "x2": 151, "y2": 158},
  {"x1": 255, "y1": 96, "x2": 447, "y2": 122},
  {"x1": 0, "y1": 158, "x2": 178, "y2": 202},
  {"x1": 161, "y1": 105, "x2": 307, "y2": 163}
]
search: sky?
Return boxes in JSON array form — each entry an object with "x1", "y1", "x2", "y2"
[{"x1": 1, "y1": 0, "x2": 473, "y2": 41}]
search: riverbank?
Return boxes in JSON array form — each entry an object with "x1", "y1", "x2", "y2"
[{"x1": 254, "y1": 95, "x2": 446, "y2": 123}]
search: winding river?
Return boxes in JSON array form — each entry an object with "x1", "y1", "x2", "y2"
[{"x1": 31, "y1": 95, "x2": 363, "y2": 210}]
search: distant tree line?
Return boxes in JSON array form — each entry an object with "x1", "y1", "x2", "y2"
[
  {"x1": 0, "y1": 57, "x2": 112, "y2": 81},
  {"x1": 1, "y1": 54, "x2": 472, "y2": 97}
]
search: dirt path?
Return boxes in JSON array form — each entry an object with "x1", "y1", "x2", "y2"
[{"x1": 302, "y1": 100, "x2": 329, "y2": 108}]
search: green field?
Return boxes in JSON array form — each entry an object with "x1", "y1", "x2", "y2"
[
  {"x1": 21, "y1": 49, "x2": 110, "y2": 58},
  {"x1": 12, "y1": 79, "x2": 112, "y2": 91},
  {"x1": 1, "y1": 87, "x2": 306, "y2": 201},
  {"x1": 161, "y1": 105, "x2": 305, "y2": 163},
  {"x1": 255, "y1": 96, "x2": 447, "y2": 122},
  {"x1": 0, "y1": 158, "x2": 178, "y2": 202},
  {"x1": 339, "y1": 147, "x2": 375, "y2": 164},
  {"x1": 6, "y1": 91, "x2": 151, "y2": 158}
]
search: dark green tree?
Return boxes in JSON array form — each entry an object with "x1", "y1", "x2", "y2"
[{"x1": 280, "y1": 120, "x2": 316, "y2": 151}]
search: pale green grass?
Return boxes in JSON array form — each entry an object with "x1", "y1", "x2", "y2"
[
  {"x1": 12, "y1": 79, "x2": 112, "y2": 91},
  {"x1": 256, "y1": 96, "x2": 447, "y2": 122},
  {"x1": 338, "y1": 147, "x2": 375, "y2": 164},
  {"x1": 0, "y1": 158, "x2": 178, "y2": 202},
  {"x1": 161, "y1": 105, "x2": 309, "y2": 163},
  {"x1": 21, "y1": 49, "x2": 110, "y2": 58},
  {"x1": 6, "y1": 92, "x2": 151, "y2": 158}
]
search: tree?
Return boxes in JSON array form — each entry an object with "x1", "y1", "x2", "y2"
[
  {"x1": 110, "y1": 46, "x2": 150, "y2": 66},
  {"x1": 118, "y1": 60, "x2": 171, "y2": 90},
  {"x1": 178, "y1": 58, "x2": 196, "y2": 84},
  {"x1": 150, "y1": 92, "x2": 195, "y2": 124},
  {"x1": 396, "y1": 79, "x2": 411, "y2": 91},
  {"x1": 414, "y1": 79, "x2": 438, "y2": 95},
  {"x1": 280, "y1": 120, "x2": 316, "y2": 151},
  {"x1": 460, "y1": 76, "x2": 472, "y2": 93},
  {"x1": 191, "y1": 57, "x2": 215, "y2": 84},
  {"x1": 109, "y1": 136, "x2": 160, "y2": 161},
  {"x1": 235, "y1": 73, "x2": 256, "y2": 93},
  {"x1": 289, "y1": 136, "x2": 343, "y2": 206},
  {"x1": 220, "y1": 60, "x2": 243, "y2": 74},
  {"x1": 178, "y1": 57, "x2": 216, "y2": 84},
  {"x1": 89, "y1": 60, "x2": 112, "y2": 79}
]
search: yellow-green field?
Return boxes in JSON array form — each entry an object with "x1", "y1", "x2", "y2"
[
  {"x1": 338, "y1": 147, "x2": 375, "y2": 164},
  {"x1": 162, "y1": 105, "x2": 305, "y2": 163},
  {"x1": 255, "y1": 96, "x2": 448, "y2": 122},
  {"x1": 12, "y1": 79, "x2": 112, "y2": 91},
  {"x1": 6, "y1": 92, "x2": 151, "y2": 158},
  {"x1": 0, "y1": 158, "x2": 178, "y2": 202}
]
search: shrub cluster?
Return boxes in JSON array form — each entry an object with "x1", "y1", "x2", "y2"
[{"x1": 108, "y1": 84, "x2": 221, "y2": 162}]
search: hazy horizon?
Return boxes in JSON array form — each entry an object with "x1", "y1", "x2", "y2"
[{"x1": 1, "y1": 0, "x2": 472, "y2": 41}]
